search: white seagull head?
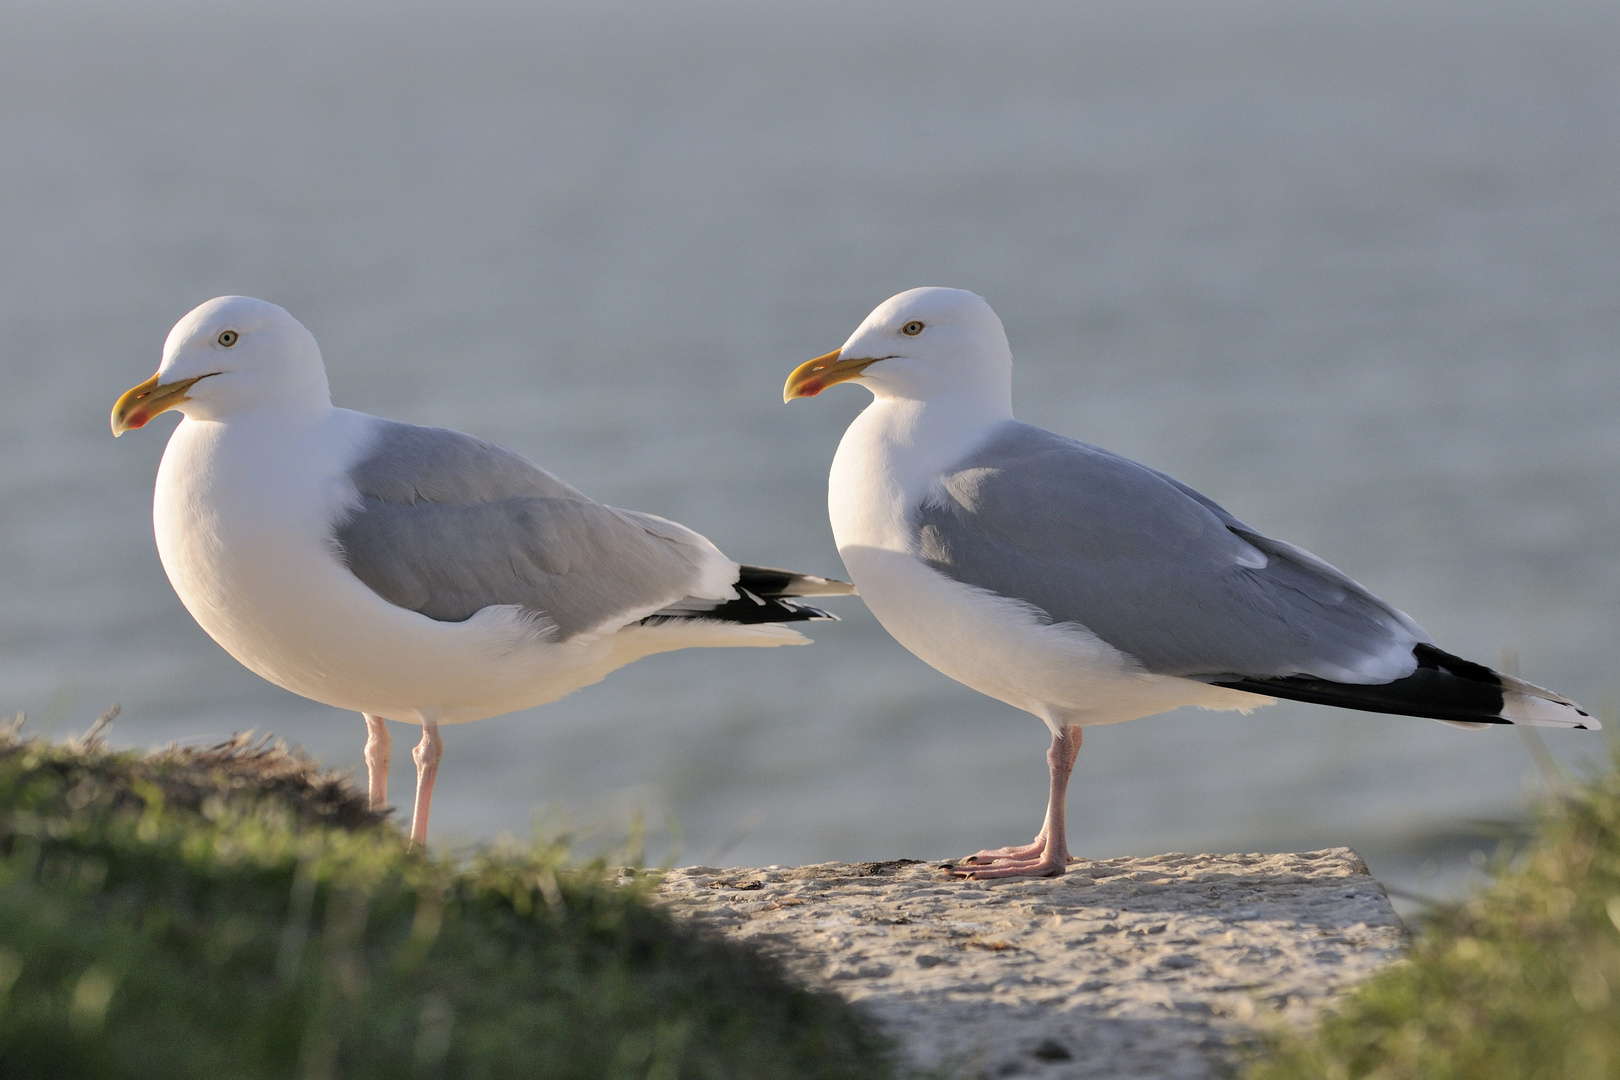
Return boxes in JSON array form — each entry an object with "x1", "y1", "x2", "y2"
[
  {"x1": 112, "y1": 296, "x2": 331, "y2": 435},
  {"x1": 784, "y1": 287, "x2": 1013, "y2": 409}
]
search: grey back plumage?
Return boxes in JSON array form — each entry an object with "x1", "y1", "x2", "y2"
[
  {"x1": 913, "y1": 422, "x2": 1427, "y2": 681},
  {"x1": 334, "y1": 420, "x2": 714, "y2": 638}
]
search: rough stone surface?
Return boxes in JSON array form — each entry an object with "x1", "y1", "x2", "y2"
[{"x1": 659, "y1": 849, "x2": 1406, "y2": 1079}]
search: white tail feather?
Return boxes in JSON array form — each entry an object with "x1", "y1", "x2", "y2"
[{"x1": 1500, "y1": 673, "x2": 1596, "y2": 729}]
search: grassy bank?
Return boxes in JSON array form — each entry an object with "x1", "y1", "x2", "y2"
[
  {"x1": 0, "y1": 722, "x2": 896, "y2": 1080},
  {"x1": 1247, "y1": 745, "x2": 1620, "y2": 1080}
]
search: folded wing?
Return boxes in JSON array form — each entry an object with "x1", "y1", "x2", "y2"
[
  {"x1": 334, "y1": 420, "x2": 738, "y2": 639},
  {"x1": 914, "y1": 421, "x2": 1424, "y2": 683}
]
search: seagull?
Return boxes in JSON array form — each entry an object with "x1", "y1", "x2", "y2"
[
  {"x1": 113, "y1": 295, "x2": 852, "y2": 847},
  {"x1": 785, "y1": 286, "x2": 1594, "y2": 880}
]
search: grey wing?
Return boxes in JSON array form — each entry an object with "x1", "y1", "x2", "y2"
[
  {"x1": 914, "y1": 422, "x2": 1428, "y2": 683},
  {"x1": 334, "y1": 420, "x2": 721, "y2": 638}
]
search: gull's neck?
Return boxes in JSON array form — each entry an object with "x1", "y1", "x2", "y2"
[
  {"x1": 160, "y1": 400, "x2": 349, "y2": 506},
  {"x1": 861, "y1": 385, "x2": 1014, "y2": 478},
  {"x1": 830, "y1": 387, "x2": 1014, "y2": 554},
  {"x1": 184, "y1": 397, "x2": 336, "y2": 436}
]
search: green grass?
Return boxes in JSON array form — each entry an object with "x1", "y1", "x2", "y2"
[
  {"x1": 0, "y1": 724, "x2": 896, "y2": 1080},
  {"x1": 1246, "y1": 745, "x2": 1620, "y2": 1080}
]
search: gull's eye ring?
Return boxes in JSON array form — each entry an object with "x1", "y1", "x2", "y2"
[
  {"x1": 217, "y1": 330, "x2": 239, "y2": 347},
  {"x1": 901, "y1": 321, "x2": 925, "y2": 336}
]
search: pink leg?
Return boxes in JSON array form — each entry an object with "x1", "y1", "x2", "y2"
[
  {"x1": 951, "y1": 725, "x2": 1081, "y2": 880},
  {"x1": 409, "y1": 720, "x2": 442, "y2": 850},
  {"x1": 363, "y1": 713, "x2": 392, "y2": 811}
]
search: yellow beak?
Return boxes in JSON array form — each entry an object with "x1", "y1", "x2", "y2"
[
  {"x1": 782, "y1": 349, "x2": 880, "y2": 403},
  {"x1": 111, "y1": 372, "x2": 206, "y2": 436}
]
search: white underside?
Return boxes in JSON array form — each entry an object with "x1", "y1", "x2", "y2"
[
  {"x1": 840, "y1": 545, "x2": 1269, "y2": 731},
  {"x1": 154, "y1": 407, "x2": 804, "y2": 727}
]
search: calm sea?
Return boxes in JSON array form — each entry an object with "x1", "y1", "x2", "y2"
[{"x1": 3, "y1": 0, "x2": 1617, "y2": 905}]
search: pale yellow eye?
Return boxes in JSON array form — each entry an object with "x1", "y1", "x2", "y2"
[
  {"x1": 217, "y1": 330, "x2": 238, "y2": 347},
  {"x1": 901, "y1": 321, "x2": 924, "y2": 336}
]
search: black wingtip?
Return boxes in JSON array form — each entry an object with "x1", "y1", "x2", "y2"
[
  {"x1": 1208, "y1": 643, "x2": 1591, "y2": 729},
  {"x1": 637, "y1": 565, "x2": 851, "y2": 628},
  {"x1": 737, "y1": 564, "x2": 857, "y2": 598},
  {"x1": 639, "y1": 595, "x2": 837, "y2": 627}
]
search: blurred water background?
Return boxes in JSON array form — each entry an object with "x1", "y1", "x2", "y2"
[{"x1": 2, "y1": 0, "x2": 1617, "y2": 909}]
